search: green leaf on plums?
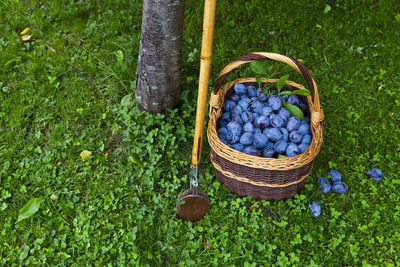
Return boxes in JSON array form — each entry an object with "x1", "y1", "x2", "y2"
[
  {"x1": 277, "y1": 155, "x2": 287, "y2": 159},
  {"x1": 281, "y1": 101, "x2": 304, "y2": 120},
  {"x1": 276, "y1": 75, "x2": 289, "y2": 91},
  {"x1": 278, "y1": 89, "x2": 310, "y2": 96}
]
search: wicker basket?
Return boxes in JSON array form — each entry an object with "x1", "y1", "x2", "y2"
[{"x1": 207, "y1": 52, "x2": 325, "y2": 200}]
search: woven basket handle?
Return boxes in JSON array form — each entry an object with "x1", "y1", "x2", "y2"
[{"x1": 213, "y1": 52, "x2": 324, "y2": 124}]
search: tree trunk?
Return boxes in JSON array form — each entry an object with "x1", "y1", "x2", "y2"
[{"x1": 135, "y1": 0, "x2": 185, "y2": 114}]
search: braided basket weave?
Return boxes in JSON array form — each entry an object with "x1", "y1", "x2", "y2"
[{"x1": 207, "y1": 52, "x2": 325, "y2": 200}]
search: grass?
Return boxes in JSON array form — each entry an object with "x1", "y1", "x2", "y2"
[{"x1": 1, "y1": 0, "x2": 400, "y2": 265}]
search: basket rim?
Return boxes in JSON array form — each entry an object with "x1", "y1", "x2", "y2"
[{"x1": 207, "y1": 78, "x2": 323, "y2": 171}]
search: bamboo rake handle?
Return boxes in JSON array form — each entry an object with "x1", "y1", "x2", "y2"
[{"x1": 191, "y1": 0, "x2": 216, "y2": 167}]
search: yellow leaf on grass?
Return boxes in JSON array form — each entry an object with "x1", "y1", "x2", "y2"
[
  {"x1": 21, "y1": 35, "x2": 32, "y2": 41},
  {"x1": 20, "y1": 27, "x2": 30, "y2": 35},
  {"x1": 80, "y1": 150, "x2": 92, "y2": 161}
]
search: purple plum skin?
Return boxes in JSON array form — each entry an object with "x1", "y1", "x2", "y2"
[
  {"x1": 331, "y1": 181, "x2": 348, "y2": 194},
  {"x1": 318, "y1": 177, "x2": 331, "y2": 193},
  {"x1": 234, "y1": 83, "x2": 247, "y2": 95},
  {"x1": 327, "y1": 169, "x2": 341, "y2": 182},
  {"x1": 309, "y1": 201, "x2": 321, "y2": 217},
  {"x1": 367, "y1": 168, "x2": 383, "y2": 181},
  {"x1": 240, "y1": 132, "x2": 254, "y2": 146}
]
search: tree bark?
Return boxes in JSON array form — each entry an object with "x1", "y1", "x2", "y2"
[{"x1": 135, "y1": 0, "x2": 185, "y2": 114}]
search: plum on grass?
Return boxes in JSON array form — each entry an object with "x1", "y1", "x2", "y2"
[
  {"x1": 367, "y1": 168, "x2": 383, "y2": 181},
  {"x1": 240, "y1": 132, "x2": 254, "y2": 146},
  {"x1": 253, "y1": 133, "x2": 269, "y2": 148},
  {"x1": 318, "y1": 177, "x2": 331, "y2": 193},
  {"x1": 331, "y1": 181, "x2": 348, "y2": 193},
  {"x1": 268, "y1": 95, "x2": 281, "y2": 110},
  {"x1": 327, "y1": 169, "x2": 341, "y2": 182},
  {"x1": 286, "y1": 143, "x2": 299, "y2": 157},
  {"x1": 309, "y1": 201, "x2": 321, "y2": 217},
  {"x1": 265, "y1": 128, "x2": 282, "y2": 142},
  {"x1": 234, "y1": 83, "x2": 247, "y2": 95}
]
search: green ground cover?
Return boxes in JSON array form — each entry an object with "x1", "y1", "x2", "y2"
[{"x1": 1, "y1": 0, "x2": 400, "y2": 265}]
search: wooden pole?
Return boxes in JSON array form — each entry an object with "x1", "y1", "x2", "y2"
[{"x1": 191, "y1": 0, "x2": 216, "y2": 166}]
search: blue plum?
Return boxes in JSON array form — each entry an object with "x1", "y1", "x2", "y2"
[
  {"x1": 268, "y1": 95, "x2": 282, "y2": 110},
  {"x1": 301, "y1": 134, "x2": 312, "y2": 145},
  {"x1": 286, "y1": 143, "x2": 299, "y2": 157},
  {"x1": 220, "y1": 112, "x2": 231, "y2": 128},
  {"x1": 237, "y1": 100, "x2": 250, "y2": 111},
  {"x1": 223, "y1": 100, "x2": 236, "y2": 112},
  {"x1": 231, "y1": 114, "x2": 243, "y2": 125},
  {"x1": 234, "y1": 83, "x2": 247, "y2": 95},
  {"x1": 231, "y1": 143, "x2": 244, "y2": 152},
  {"x1": 243, "y1": 122, "x2": 255, "y2": 133},
  {"x1": 331, "y1": 181, "x2": 348, "y2": 193},
  {"x1": 281, "y1": 94, "x2": 289, "y2": 102},
  {"x1": 318, "y1": 177, "x2": 331, "y2": 193},
  {"x1": 231, "y1": 105, "x2": 244, "y2": 116},
  {"x1": 217, "y1": 127, "x2": 228, "y2": 139},
  {"x1": 297, "y1": 122, "x2": 310, "y2": 135},
  {"x1": 227, "y1": 128, "x2": 241, "y2": 144},
  {"x1": 229, "y1": 94, "x2": 240, "y2": 103},
  {"x1": 251, "y1": 101, "x2": 265, "y2": 113},
  {"x1": 257, "y1": 91, "x2": 268, "y2": 102},
  {"x1": 255, "y1": 115, "x2": 270, "y2": 128},
  {"x1": 274, "y1": 140, "x2": 288, "y2": 154},
  {"x1": 327, "y1": 169, "x2": 341, "y2": 182},
  {"x1": 265, "y1": 128, "x2": 282, "y2": 142},
  {"x1": 286, "y1": 117, "x2": 301, "y2": 132},
  {"x1": 280, "y1": 127, "x2": 289, "y2": 141},
  {"x1": 298, "y1": 143, "x2": 309, "y2": 154},
  {"x1": 240, "y1": 132, "x2": 254, "y2": 146},
  {"x1": 367, "y1": 168, "x2": 383, "y2": 181},
  {"x1": 277, "y1": 108, "x2": 290, "y2": 120},
  {"x1": 289, "y1": 131, "x2": 303, "y2": 143},
  {"x1": 227, "y1": 121, "x2": 242, "y2": 132},
  {"x1": 269, "y1": 114, "x2": 286, "y2": 128},
  {"x1": 309, "y1": 201, "x2": 321, "y2": 217},
  {"x1": 261, "y1": 106, "x2": 273, "y2": 117},
  {"x1": 247, "y1": 86, "x2": 257, "y2": 98},
  {"x1": 253, "y1": 133, "x2": 269, "y2": 149},
  {"x1": 287, "y1": 95, "x2": 300, "y2": 105},
  {"x1": 241, "y1": 111, "x2": 254, "y2": 123},
  {"x1": 243, "y1": 146, "x2": 261, "y2": 156}
]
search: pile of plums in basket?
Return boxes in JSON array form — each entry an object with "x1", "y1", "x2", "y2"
[{"x1": 217, "y1": 83, "x2": 311, "y2": 158}]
